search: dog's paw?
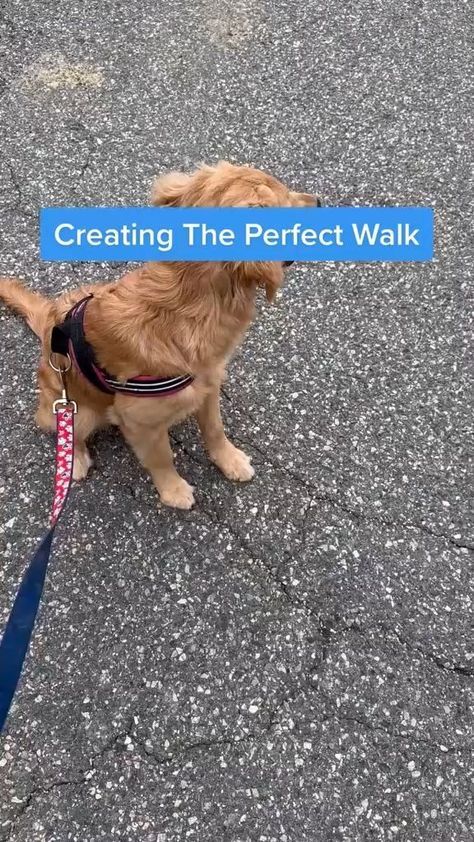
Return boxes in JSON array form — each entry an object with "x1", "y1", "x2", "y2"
[
  {"x1": 73, "y1": 448, "x2": 93, "y2": 481},
  {"x1": 159, "y1": 477, "x2": 195, "y2": 510},
  {"x1": 211, "y1": 442, "x2": 255, "y2": 482}
]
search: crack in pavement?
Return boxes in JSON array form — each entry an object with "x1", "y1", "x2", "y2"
[
  {"x1": 166, "y1": 432, "x2": 474, "y2": 677},
  {"x1": 2, "y1": 126, "x2": 98, "y2": 226},
  {"x1": 2, "y1": 702, "x2": 287, "y2": 837},
  {"x1": 232, "y1": 433, "x2": 473, "y2": 551},
  {"x1": 3, "y1": 542, "x2": 471, "y2": 836},
  {"x1": 196, "y1": 500, "x2": 311, "y2": 615},
  {"x1": 6, "y1": 667, "x2": 470, "y2": 839},
  {"x1": 2, "y1": 390, "x2": 471, "y2": 837},
  {"x1": 169, "y1": 430, "x2": 207, "y2": 468},
  {"x1": 67, "y1": 122, "x2": 99, "y2": 189},
  {"x1": 181, "y1": 493, "x2": 474, "y2": 681},
  {"x1": 387, "y1": 626, "x2": 474, "y2": 678},
  {"x1": 3, "y1": 165, "x2": 36, "y2": 220},
  {"x1": 3, "y1": 718, "x2": 136, "y2": 841},
  {"x1": 320, "y1": 708, "x2": 472, "y2": 756},
  {"x1": 220, "y1": 389, "x2": 472, "y2": 550}
]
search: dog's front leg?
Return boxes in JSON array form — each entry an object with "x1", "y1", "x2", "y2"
[
  {"x1": 195, "y1": 385, "x2": 254, "y2": 482},
  {"x1": 119, "y1": 415, "x2": 195, "y2": 510}
]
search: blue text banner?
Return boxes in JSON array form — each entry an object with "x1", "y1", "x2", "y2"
[{"x1": 40, "y1": 207, "x2": 434, "y2": 262}]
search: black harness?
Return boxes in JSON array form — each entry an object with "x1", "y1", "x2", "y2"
[{"x1": 51, "y1": 296, "x2": 194, "y2": 397}]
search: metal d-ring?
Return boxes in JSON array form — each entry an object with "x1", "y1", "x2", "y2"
[{"x1": 48, "y1": 352, "x2": 72, "y2": 374}]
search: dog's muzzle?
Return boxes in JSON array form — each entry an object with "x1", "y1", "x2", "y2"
[{"x1": 284, "y1": 195, "x2": 322, "y2": 266}]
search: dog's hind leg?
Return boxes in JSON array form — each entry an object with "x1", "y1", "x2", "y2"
[{"x1": 71, "y1": 406, "x2": 103, "y2": 480}]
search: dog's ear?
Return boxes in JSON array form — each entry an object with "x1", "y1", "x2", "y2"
[
  {"x1": 151, "y1": 172, "x2": 192, "y2": 206},
  {"x1": 232, "y1": 261, "x2": 284, "y2": 302}
]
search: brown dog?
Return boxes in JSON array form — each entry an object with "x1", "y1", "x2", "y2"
[{"x1": 0, "y1": 161, "x2": 315, "y2": 509}]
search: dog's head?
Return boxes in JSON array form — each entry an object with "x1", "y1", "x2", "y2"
[{"x1": 151, "y1": 161, "x2": 318, "y2": 301}]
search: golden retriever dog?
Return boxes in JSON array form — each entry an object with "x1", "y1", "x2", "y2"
[{"x1": 0, "y1": 161, "x2": 315, "y2": 509}]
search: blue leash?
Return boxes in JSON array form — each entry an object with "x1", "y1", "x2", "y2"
[
  {"x1": 0, "y1": 529, "x2": 56, "y2": 730},
  {"x1": 0, "y1": 381, "x2": 76, "y2": 732}
]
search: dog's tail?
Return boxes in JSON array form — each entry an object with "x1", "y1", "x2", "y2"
[{"x1": 0, "y1": 277, "x2": 51, "y2": 338}]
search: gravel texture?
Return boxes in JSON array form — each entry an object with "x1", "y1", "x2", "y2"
[{"x1": 0, "y1": 0, "x2": 473, "y2": 840}]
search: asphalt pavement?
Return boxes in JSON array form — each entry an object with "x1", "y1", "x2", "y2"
[{"x1": 0, "y1": 0, "x2": 473, "y2": 840}]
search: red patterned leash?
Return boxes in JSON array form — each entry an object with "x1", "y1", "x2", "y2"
[{"x1": 0, "y1": 355, "x2": 77, "y2": 731}]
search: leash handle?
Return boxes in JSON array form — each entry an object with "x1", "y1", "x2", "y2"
[{"x1": 0, "y1": 404, "x2": 75, "y2": 732}]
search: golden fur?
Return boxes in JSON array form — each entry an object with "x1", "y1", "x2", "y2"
[{"x1": 0, "y1": 161, "x2": 315, "y2": 508}]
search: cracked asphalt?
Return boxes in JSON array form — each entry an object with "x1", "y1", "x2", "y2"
[{"x1": 0, "y1": 0, "x2": 473, "y2": 840}]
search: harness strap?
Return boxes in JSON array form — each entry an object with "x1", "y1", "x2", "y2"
[
  {"x1": 104, "y1": 374, "x2": 195, "y2": 395},
  {"x1": 51, "y1": 296, "x2": 115, "y2": 394},
  {"x1": 0, "y1": 405, "x2": 75, "y2": 732},
  {"x1": 51, "y1": 296, "x2": 194, "y2": 397}
]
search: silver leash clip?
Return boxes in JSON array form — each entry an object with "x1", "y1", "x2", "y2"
[{"x1": 49, "y1": 353, "x2": 78, "y2": 414}]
